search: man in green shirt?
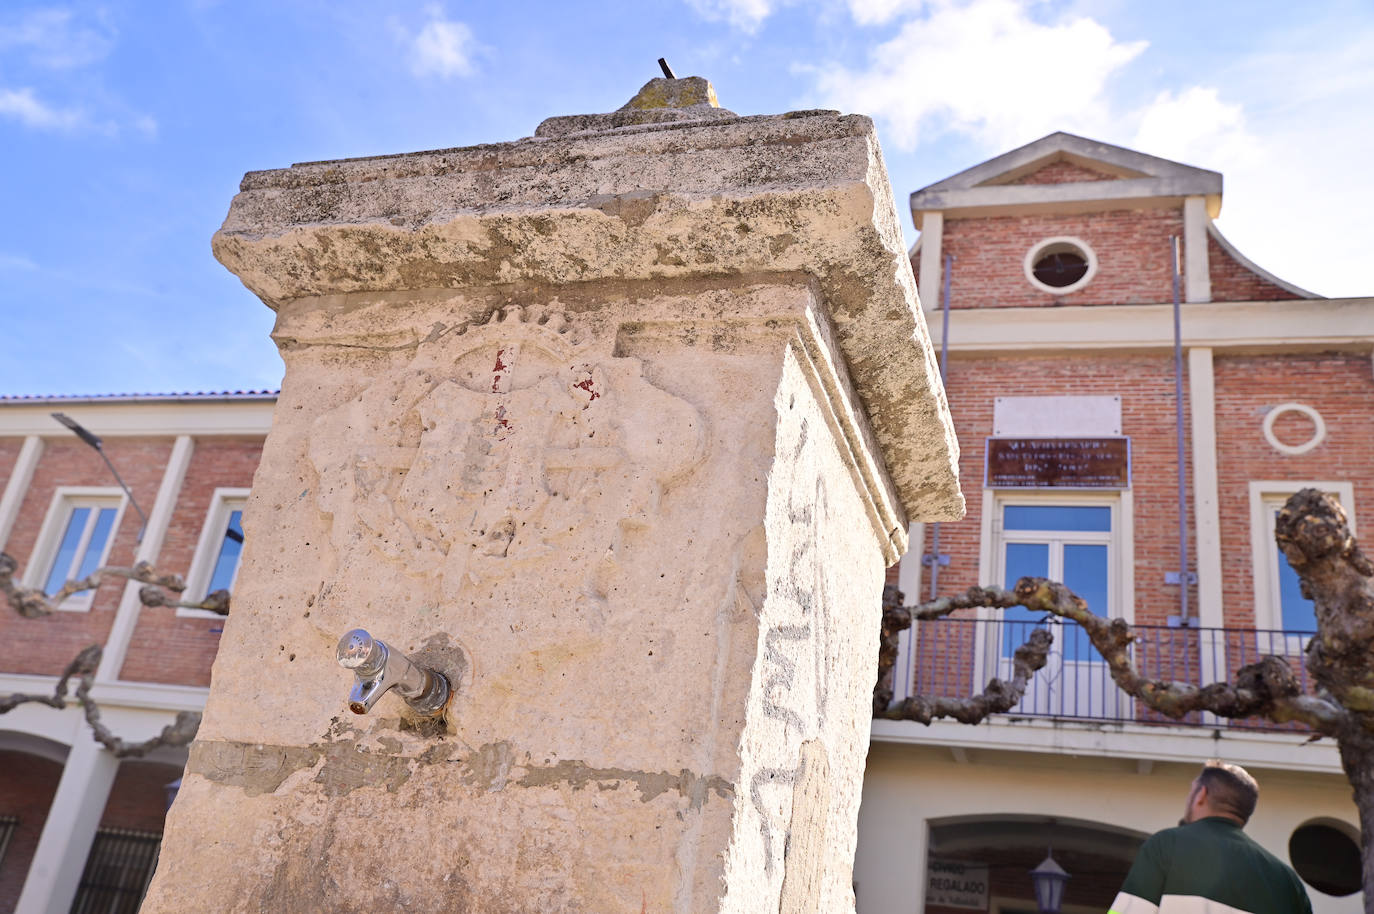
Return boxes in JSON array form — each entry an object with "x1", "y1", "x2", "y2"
[{"x1": 1109, "y1": 760, "x2": 1312, "y2": 914}]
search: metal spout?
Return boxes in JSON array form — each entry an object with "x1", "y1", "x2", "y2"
[{"x1": 336, "y1": 629, "x2": 450, "y2": 716}]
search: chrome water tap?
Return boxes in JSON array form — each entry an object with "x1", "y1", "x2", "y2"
[{"x1": 335, "y1": 629, "x2": 450, "y2": 716}]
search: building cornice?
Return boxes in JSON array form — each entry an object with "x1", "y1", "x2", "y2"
[
  {"x1": 0, "y1": 399, "x2": 276, "y2": 436},
  {"x1": 927, "y1": 298, "x2": 1374, "y2": 353},
  {"x1": 871, "y1": 716, "x2": 1344, "y2": 775}
]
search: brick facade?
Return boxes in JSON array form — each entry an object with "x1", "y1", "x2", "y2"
[
  {"x1": 914, "y1": 353, "x2": 1197, "y2": 625},
  {"x1": 933, "y1": 208, "x2": 1184, "y2": 309},
  {"x1": 1207, "y1": 234, "x2": 1295, "y2": 302},
  {"x1": 98, "y1": 760, "x2": 184, "y2": 832},
  {"x1": 0, "y1": 439, "x2": 20, "y2": 496},
  {"x1": 0, "y1": 434, "x2": 263, "y2": 684},
  {"x1": 119, "y1": 437, "x2": 263, "y2": 686},
  {"x1": 2, "y1": 437, "x2": 173, "y2": 677},
  {"x1": 1214, "y1": 353, "x2": 1374, "y2": 628},
  {"x1": 1007, "y1": 158, "x2": 1122, "y2": 185},
  {"x1": 0, "y1": 751, "x2": 61, "y2": 914}
]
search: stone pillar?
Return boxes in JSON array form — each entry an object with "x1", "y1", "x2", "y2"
[
  {"x1": 16, "y1": 738, "x2": 117, "y2": 914},
  {"x1": 142, "y1": 79, "x2": 962, "y2": 914}
]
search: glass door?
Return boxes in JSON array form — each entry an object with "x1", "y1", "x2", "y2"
[{"x1": 991, "y1": 503, "x2": 1120, "y2": 718}]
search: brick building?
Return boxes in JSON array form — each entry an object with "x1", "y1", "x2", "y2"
[
  {"x1": 855, "y1": 133, "x2": 1373, "y2": 913},
  {"x1": 2, "y1": 132, "x2": 1370, "y2": 914},
  {"x1": 0, "y1": 393, "x2": 272, "y2": 914}
]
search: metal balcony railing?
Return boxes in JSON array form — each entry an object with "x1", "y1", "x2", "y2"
[{"x1": 900, "y1": 617, "x2": 1318, "y2": 733}]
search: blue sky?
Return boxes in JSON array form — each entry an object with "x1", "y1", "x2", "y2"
[{"x1": 1, "y1": 0, "x2": 1370, "y2": 396}]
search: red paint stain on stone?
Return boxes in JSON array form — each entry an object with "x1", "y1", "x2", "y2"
[
  {"x1": 492, "y1": 349, "x2": 508, "y2": 393},
  {"x1": 573, "y1": 376, "x2": 600, "y2": 409},
  {"x1": 494, "y1": 404, "x2": 514, "y2": 438}
]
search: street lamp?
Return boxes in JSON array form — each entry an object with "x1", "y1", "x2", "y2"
[
  {"x1": 51, "y1": 412, "x2": 148, "y2": 542},
  {"x1": 1030, "y1": 849, "x2": 1070, "y2": 913},
  {"x1": 163, "y1": 778, "x2": 181, "y2": 812}
]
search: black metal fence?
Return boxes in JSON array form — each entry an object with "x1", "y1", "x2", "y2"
[
  {"x1": 69, "y1": 827, "x2": 161, "y2": 914},
  {"x1": 903, "y1": 617, "x2": 1317, "y2": 732},
  {"x1": 0, "y1": 815, "x2": 17, "y2": 868}
]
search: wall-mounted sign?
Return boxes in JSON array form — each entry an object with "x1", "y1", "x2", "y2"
[
  {"x1": 985, "y1": 437, "x2": 1131, "y2": 489},
  {"x1": 926, "y1": 859, "x2": 990, "y2": 909}
]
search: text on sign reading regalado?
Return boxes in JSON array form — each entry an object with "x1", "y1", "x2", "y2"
[
  {"x1": 985, "y1": 437, "x2": 1131, "y2": 489},
  {"x1": 925, "y1": 859, "x2": 990, "y2": 909}
]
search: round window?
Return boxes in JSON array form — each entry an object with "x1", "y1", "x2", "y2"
[
  {"x1": 1024, "y1": 237, "x2": 1098, "y2": 295},
  {"x1": 1289, "y1": 821, "x2": 1361, "y2": 896}
]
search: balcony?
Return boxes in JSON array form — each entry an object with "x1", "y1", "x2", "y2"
[{"x1": 894, "y1": 617, "x2": 1317, "y2": 733}]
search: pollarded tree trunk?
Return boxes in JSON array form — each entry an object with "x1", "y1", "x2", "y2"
[
  {"x1": 1278, "y1": 489, "x2": 1374, "y2": 913},
  {"x1": 877, "y1": 489, "x2": 1374, "y2": 910}
]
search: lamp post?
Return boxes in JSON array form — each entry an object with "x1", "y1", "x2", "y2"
[
  {"x1": 1030, "y1": 849, "x2": 1070, "y2": 913},
  {"x1": 51, "y1": 412, "x2": 148, "y2": 542},
  {"x1": 163, "y1": 778, "x2": 181, "y2": 812}
]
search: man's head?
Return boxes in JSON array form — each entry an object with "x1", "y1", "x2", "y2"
[{"x1": 1182, "y1": 759, "x2": 1259, "y2": 825}]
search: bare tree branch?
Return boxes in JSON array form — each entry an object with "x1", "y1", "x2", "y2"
[
  {"x1": 0, "y1": 550, "x2": 228, "y2": 619},
  {"x1": 138, "y1": 585, "x2": 230, "y2": 615},
  {"x1": 882, "y1": 627, "x2": 1053, "y2": 724},
  {"x1": 878, "y1": 576, "x2": 1352, "y2": 735},
  {"x1": 0, "y1": 642, "x2": 201, "y2": 757}
]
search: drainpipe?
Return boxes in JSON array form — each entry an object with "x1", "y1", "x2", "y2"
[
  {"x1": 1167, "y1": 237, "x2": 1196, "y2": 626},
  {"x1": 924, "y1": 254, "x2": 954, "y2": 598}
]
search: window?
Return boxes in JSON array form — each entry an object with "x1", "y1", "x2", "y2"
[
  {"x1": 982, "y1": 494, "x2": 1127, "y2": 718},
  {"x1": 70, "y1": 827, "x2": 162, "y2": 914},
  {"x1": 23, "y1": 488, "x2": 126, "y2": 612},
  {"x1": 178, "y1": 488, "x2": 249, "y2": 618},
  {"x1": 1250, "y1": 481, "x2": 1354, "y2": 634},
  {"x1": 1023, "y1": 236, "x2": 1098, "y2": 295}
]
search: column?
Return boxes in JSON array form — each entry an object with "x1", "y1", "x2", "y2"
[
  {"x1": 15, "y1": 736, "x2": 119, "y2": 914},
  {"x1": 142, "y1": 79, "x2": 962, "y2": 914}
]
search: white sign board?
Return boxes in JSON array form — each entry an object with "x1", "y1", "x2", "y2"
[
  {"x1": 926, "y1": 859, "x2": 990, "y2": 910},
  {"x1": 994, "y1": 395, "x2": 1122, "y2": 437}
]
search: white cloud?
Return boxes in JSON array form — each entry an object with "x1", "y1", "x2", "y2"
[
  {"x1": 846, "y1": 0, "x2": 926, "y2": 26},
  {"x1": 1126, "y1": 43, "x2": 1374, "y2": 299},
  {"x1": 410, "y1": 8, "x2": 477, "y2": 79},
  {"x1": 810, "y1": 0, "x2": 1145, "y2": 150},
  {"x1": 806, "y1": 0, "x2": 1374, "y2": 298},
  {"x1": 1132, "y1": 87, "x2": 1250, "y2": 170},
  {"x1": 0, "y1": 8, "x2": 115, "y2": 69},
  {"x1": 684, "y1": 0, "x2": 780, "y2": 32},
  {"x1": 0, "y1": 87, "x2": 82, "y2": 129}
]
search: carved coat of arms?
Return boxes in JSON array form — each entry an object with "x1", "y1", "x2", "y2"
[{"x1": 308, "y1": 307, "x2": 705, "y2": 606}]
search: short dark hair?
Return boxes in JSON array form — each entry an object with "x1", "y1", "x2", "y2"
[{"x1": 1199, "y1": 759, "x2": 1259, "y2": 823}]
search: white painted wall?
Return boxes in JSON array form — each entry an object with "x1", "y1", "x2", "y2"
[{"x1": 856, "y1": 742, "x2": 1361, "y2": 914}]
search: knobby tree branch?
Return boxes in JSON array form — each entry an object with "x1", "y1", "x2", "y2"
[
  {"x1": 0, "y1": 550, "x2": 221, "y2": 757},
  {"x1": 878, "y1": 576, "x2": 1351, "y2": 736},
  {"x1": 0, "y1": 643, "x2": 201, "y2": 758},
  {"x1": 0, "y1": 551, "x2": 230, "y2": 618},
  {"x1": 875, "y1": 490, "x2": 1374, "y2": 739}
]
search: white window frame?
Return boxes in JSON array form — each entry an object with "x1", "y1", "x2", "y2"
[
  {"x1": 975, "y1": 490, "x2": 1133, "y2": 716},
  {"x1": 177, "y1": 487, "x2": 250, "y2": 619},
  {"x1": 1023, "y1": 235, "x2": 1099, "y2": 296},
  {"x1": 1249, "y1": 480, "x2": 1355, "y2": 633},
  {"x1": 978, "y1": 489, "x2": 1134, "y2": 624},
  {"x1": 22, "y1": 486, "x2": 128, "y2": 613}
]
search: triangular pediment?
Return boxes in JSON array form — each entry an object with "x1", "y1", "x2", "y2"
[
  {"x1": 976, "y1": 151, "x2": 1145, "y2": 186},
  {"x1": 912, "y1": 132, "x2": 1222, "y2": 218}
]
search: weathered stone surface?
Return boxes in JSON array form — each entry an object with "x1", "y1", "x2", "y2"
[
  {"x1": 619, "y1": 75, "x2": 721, "y2": 110},
  {"x1": 213, "y1": 109, "x2": 962, "y2": 522},
  {"x1": 143, "y1": 101, "x2": 961, "y2": 914}
]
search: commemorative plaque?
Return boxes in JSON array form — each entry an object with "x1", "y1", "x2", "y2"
[{"x1": 985, "y1": 437, "x2": 1130, "y2": 489}]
